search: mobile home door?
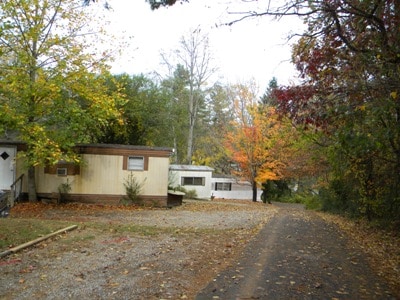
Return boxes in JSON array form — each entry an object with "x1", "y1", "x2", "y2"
[{"x1": 0, "y1": 147, "x2": 16, "y2": 190}]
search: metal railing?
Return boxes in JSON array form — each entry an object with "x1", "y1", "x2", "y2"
[
  {"x1": 0, "y1": 191, "x2": 9, "y2": 211},
  {"x1": 9, "y1": 174, "x2": 24, "y2": 207}
]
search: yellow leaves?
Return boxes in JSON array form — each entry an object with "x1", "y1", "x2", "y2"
[
  {"x1": 0, "y1": 0, "x2": 125, "y2": 170},
  {"x1": 356, "y1": 105, "x2": 366, "y2": 111},
  {"x1": 256, "y1": 169, "x2": 280, "y2": 183},
  {"x1": 390, "y1": 91, "x2": 397, "y2": 100}
]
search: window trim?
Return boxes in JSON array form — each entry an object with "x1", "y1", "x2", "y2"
[{"x1": 123, "y1": 155, "x2": 148, "y2": 171}]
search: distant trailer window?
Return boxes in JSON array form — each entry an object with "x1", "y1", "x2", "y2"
[
  {"x1": 128, "y1": 156, "x2": 144, "y2": 171},
  {"x1": 215, "y1": 182, "x2": 232, "y2": 191},
  {"x1": 182, "y1": 177, "x2": 205, "y2": 186}
]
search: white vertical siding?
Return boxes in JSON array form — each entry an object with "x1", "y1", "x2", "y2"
[{"x1": 170, "y1": 170, "x2": 213, "y2": 199}]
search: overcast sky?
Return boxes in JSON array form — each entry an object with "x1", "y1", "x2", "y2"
[{"x1": 101, "y1": 0, "x2": 305, "y2": 93}]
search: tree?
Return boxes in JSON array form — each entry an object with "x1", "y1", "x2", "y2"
[
  {"x1": 159, "y1": 65, "x2": 192, "y2": 163},
  {"x1": 224, "y1": 82, "x2": 286, "y2": 202},
  {"x1": 100, "y1": 74, "x2": 176, "y2": 148},
  {"x1": 0, "y1": 0, "x2": 121, "y2": 201},
  {"x1": 145, "y1": 0, "x2": 188, "y2": 10},
  {"x1": 162, "y1": 29, "x2": 216, "y2": 164},
  {"x1": 192, "y1": 82, "x2": 234, "y2": 173},
  {"x1": 82, "y1": 0, "x2": 110, "y2": 9},
  {"x1": 271, "y1": 1, "x2": 400, "y2": 221},
  {"x1": 260, "y1": 77, "x2": 278, "y2": 106}
]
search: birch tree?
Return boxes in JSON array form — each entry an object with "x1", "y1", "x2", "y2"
[{"x1": 162, "y1": 29, "x2": 216, "y2": 164}]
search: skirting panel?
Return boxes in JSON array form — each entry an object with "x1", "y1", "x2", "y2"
[{"x1": 37, "y1": 193, "x2": 168, "y2": 207}]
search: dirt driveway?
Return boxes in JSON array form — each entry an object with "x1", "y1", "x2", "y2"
[
  {"x1": 197, "y1": 203, "x2": 398, "y2": 299},
  {"x1": 0, "y1": 200, "x2": 399, "y2": 299},
  {"x1": 0, "y1": 200, "x2": 276, "y2": 299}
]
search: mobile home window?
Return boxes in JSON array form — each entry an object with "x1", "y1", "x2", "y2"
[
  {"x1": 215, "y1": 182, "x2": 232, "y2": 191},
  {"x1": 44, "y1": 163, "x2": 80, "y2": 175},
  {"x1": 56, "y1": 168, "x2": 68, "y2": 176},
  {"x1": 182, "y1": 177, "x2": 205, "y2": 186},
  {"x1": 128, "y1": 156, "x2": 144, "y2": 171}
]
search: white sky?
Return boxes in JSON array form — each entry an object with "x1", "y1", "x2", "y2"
[{"x1": 101, "y1": 0, "x2": 305, "y2": 93}]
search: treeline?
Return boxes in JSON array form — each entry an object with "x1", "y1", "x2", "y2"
[{"x1": 269, "y1": 0, "x2": 400, "y2": 226}]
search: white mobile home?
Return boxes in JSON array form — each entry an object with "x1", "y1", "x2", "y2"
[
  {"x1": 169, "y1": 164, "x2": 214, "y2": 199},
  {"x1": 211, "y1": 175, "x2": 262, "y2": 200}
]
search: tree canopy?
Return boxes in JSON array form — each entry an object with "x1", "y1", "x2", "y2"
[
  {"x1": 223, "y1": 81, "x2": 295, "y2": 202},
  {"x1": 161, "y1": 29, "x2": 216, "y2": 164},
  {"x1": 146, "y1": 0, "x2": 188, "y2": 10},
  {"x1": 0, "y1": 0, "x2": 122, "y2": 200},
  {"x1": 271, "y1": 0, "x2": 400, "y2": 221},
  {"x1": 83, "y1": 0, "x2": 188, "y2": 10}
]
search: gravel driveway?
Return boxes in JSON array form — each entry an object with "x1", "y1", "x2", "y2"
[
  {"x1": 2, "y1": 200, "x2": 398, "y2": 299},
  {"x1": 0, "y1": 200, "x2": 277, "y2": 299}
]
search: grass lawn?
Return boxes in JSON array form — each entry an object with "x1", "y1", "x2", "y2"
[
  {"x1": 0, "y1": 218, "x2": 76, "y2": 251},
  {"x1": 0, "y1": 217, "x2": 178, "y2": 253}
]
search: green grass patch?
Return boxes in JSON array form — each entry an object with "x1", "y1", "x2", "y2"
[
  {"x1": 0, "y1": 218, "x2": 75, "y2": 251},
  {"x1": 58, "y1": 234, "x2": 97, "y2": 246},
  {"x1": 0, "y1": 216, "x2": 233, "y2": 253},
  {"x1": 82, "y1": 221, "x2": 228, "y2": 238},
  {"x1": 0, "y1": 218, "x2": 166, "y2": 252},
  {"x1": 80, "y1": 222, "x2": 167, "y2": 236}
]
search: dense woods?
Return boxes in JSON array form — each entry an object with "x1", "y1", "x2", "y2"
[{"x1": 271, "y1": 0, "x2": 400, "y2": 223}]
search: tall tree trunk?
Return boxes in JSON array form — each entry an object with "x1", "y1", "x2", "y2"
[
  {"x1": 27, "y1": 166, "x2": 37, "y2": 202},
  {"x1": 187, "y1": 118, "x2": 194, "y2": 164},
  {"x1": 252, "y1": 180, "x2": 257, "y2": 202},
  {"x1": 173, "y1": 135, "x2": 178, "y2": 164},
  {"x1": 186, "y1": 92, "x2": 196, "y2": 164}
]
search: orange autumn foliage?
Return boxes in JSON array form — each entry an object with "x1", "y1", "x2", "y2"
[{"x1": 224, "y1": 104, "x2": 293, "y2": 186}]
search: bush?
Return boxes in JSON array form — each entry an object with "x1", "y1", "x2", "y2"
[
  {"x1": 169, "y1": 185, "x2": 185, "y2": 193},
  {"x1": 303, "y1": 194, "x2": 322, "y2": 210},
  {"x1": 121, "y1": 173, "x2": 145, "y2": 205},
  {"x1": 260, "y1": 180, "x2": 291, "y2": 203},
  {"x1": 318, "y1": 179, "x2": 360, "y2": 217},
  {"x1": 277, "y1": 192, "x2": 322, "y2": 210},
  {"x1": 281, "y1": 193, "x2": 309, "y2": 204},
  {"x1": 169, "y1": 185, "x2": 197, "y2": 199},
  {"x1": 184, "y1": 189, "x2": 197, "y2": 199},
  {"x1": 57, "y1": 179, "x2": 72, "y2": 204}
]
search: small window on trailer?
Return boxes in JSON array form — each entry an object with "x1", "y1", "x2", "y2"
[
  {"x1": 215, "y1": 182, "x2": 232, "y2": 191},
  {"x1": 57, "y1": 168, "x2": 67, "y2": 176},
  {"x1": 128, "y1": 156, "x2": 144, "y2": 171},
  {"x1": 182, "y1": 177, "x2": 205, "y2": 186}
]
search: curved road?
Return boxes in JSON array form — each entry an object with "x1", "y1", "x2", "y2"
[{"x1": 196, "y1": 203, "x2": 396, "y2": 299}]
